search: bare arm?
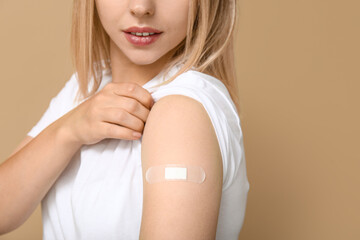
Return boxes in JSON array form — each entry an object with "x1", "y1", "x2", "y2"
[
  {"x1": 139, "y1": 95, "x2": 223, "y2": 239},
  {"x1": 7, "y1": 136, "x2": 33, "y2": 160},
  {"x1": 0, "y1": 119, "x2": 82, "y2": 235},
  {"x1": 0, "y1": 82, "x2": 155, "y2": 235}
]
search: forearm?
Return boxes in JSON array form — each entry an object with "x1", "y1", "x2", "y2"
[{"x1": 0, "y1": 120, "x2": 82, "y2": 234}]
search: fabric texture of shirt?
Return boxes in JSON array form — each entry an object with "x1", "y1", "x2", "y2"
[{"x1": 27, "y1": 63, "x2": 250, "y2": 240}]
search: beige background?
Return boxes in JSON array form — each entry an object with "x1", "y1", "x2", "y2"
[{"x1": 0, "y1": 0, "x2": 359, "y2": 239}]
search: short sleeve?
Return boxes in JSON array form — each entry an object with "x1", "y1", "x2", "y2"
[
  {"x1": 150, "y1": 71, "x2": 243, "y2": 191},
  {"x1": 27, "y1": 73, "x2": 79, "y2": 138}
]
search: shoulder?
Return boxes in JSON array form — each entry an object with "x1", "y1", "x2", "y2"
[
  {"x1": 153, "y1": 70, "x2": 237, "y2": 115},
  {"x1": 148, "y1": 70, "x2": 243, "y2": 190},
  {"x1": 143, "y1": 78, "x2": 221, "y2": 156},
  {"x1": 144, "y1": 93, "x2": 218, "y2": 147},
  {"x1": 158, "y1": 70, "x2": 231, "y2": 96},
  {"x1": 140, "y1": 81, "x2": 223, "y2": 239},
  {"x1": 151, "y1": 69, "x2": 241, "y2": 136}
]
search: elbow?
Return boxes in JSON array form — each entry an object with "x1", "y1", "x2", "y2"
[
  {"x1": 0, "y1": 223, "x2": 13, "y2": 236},
  {"x1": 0, "y1": 213, "x2": 23, "y2": 236},
  {"x1": 0, "y1": 223, "x2": 21, "y2": 236},
  {"x1": 0, "y1": 224, "x2": 11, "y2": 236}
]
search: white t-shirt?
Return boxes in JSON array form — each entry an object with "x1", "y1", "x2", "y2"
[{"x1": 27, "y1": 64, "x2": 250, "y2": 240}]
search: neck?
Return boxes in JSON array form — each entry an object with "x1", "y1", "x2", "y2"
[{"x1": 109, "y1": 39, "x2": 173, "y2": 86}]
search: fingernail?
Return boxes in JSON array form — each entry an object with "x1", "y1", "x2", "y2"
[{"x1": 133, "y1": 132, "x2": 142, "y2": 138}]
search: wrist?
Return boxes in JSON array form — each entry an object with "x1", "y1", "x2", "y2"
[{"x1": 51, "y1": 120, "x2": 83, "y2": 149}]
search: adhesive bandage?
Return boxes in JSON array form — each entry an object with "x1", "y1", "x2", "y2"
[{"x1": 145, "y1": 164, "x2": 206, "y2": 184}]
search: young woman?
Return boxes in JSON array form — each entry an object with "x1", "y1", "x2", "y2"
[{"x1": 0, "y1": 0, "x2": 250, "y2": 239}]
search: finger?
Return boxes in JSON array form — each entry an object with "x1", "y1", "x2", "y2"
[
  {"x1": 100, "y1": 107, "x2": 145, "y2": 133},
  {"x1": 102, "y1": 95, "x2": 151, "y2": 123},
  {"x1": 100, "y1": 121, "x2": 142, "y2": 140},
  {"x1": 112, "y1": 82, "x2": 154, "y2": 110}
]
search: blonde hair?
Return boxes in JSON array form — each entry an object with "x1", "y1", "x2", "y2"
[{"x1": 71, "y1": 0, "x2": 242, "y2": 117}]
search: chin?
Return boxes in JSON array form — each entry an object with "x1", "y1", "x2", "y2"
[{"x1": 126, "y1": 53, "x2": 164, "y2": 66}]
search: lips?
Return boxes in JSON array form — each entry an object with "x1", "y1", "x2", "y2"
[
  {"x1": 123, "y1": 31, "x2": 162, "y2": 46},
  {"x1": 123, "y1": 26, "x2": 162, "y2": 34}
]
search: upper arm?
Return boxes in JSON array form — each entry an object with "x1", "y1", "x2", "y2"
[
  {"x1": 139, "y1": 95, "x2": 223, "y2": 240},
  {"x1": 8, "y1": 135, "x2": 33, "y2": 159}
]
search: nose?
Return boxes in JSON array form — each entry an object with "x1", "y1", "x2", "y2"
[{"x1": 129, "y1": 0, "x2": 155, "y2": 17}]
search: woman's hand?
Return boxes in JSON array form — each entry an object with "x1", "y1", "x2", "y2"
[{"x1": 59, "y1": 82, "x2": 154, "y2": 145}]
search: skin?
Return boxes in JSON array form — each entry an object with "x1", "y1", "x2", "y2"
[
  {"x1": 1, "y1": 0, "x2": 222, "y2": 237},
  {"x1": 140, "y1": 95, "x2": 223, "y2": 239},
  {"x1": 96, "y1": 1, "x2": 223, "y2": 239},
  {"x1": 95, "y1": 0, "x2": 189, "y2": 86}
]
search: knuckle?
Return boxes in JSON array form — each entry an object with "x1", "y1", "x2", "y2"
[
  {"x1": 116, "y1": 110, "x2": 125, "y2": 120},
  {"x1": 127, "y1": 99, "x2": 138, "y2": 112},
  {"x1": 126, "y1": 83, "x2": 137, "y2": 93}
]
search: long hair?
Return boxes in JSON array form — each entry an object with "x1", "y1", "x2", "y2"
[{"x1": 70, "y1": 0, "x2": 242, "y2": 117}]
